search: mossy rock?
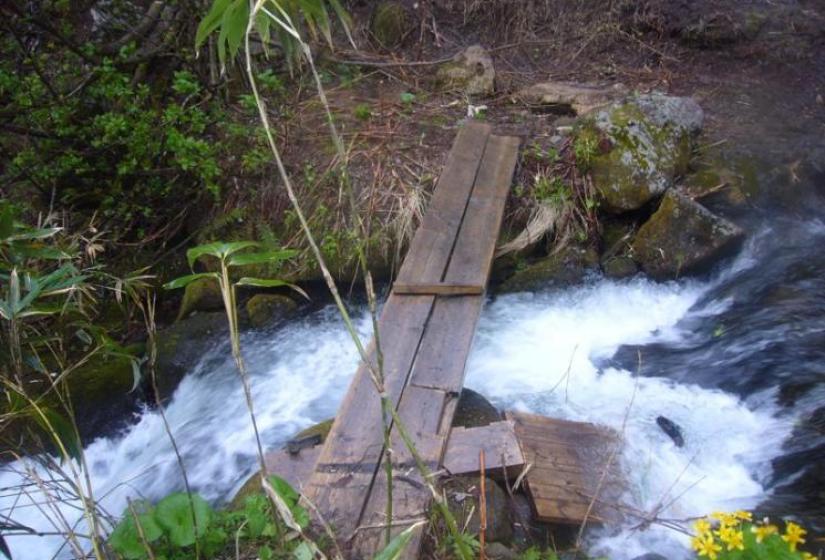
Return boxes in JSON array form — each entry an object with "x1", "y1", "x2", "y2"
[
  {"x1": 631, "y1": 190, "x2": 745, "y2": 280},
  {"x1": 371, "y1": 2, "x2": 408, "y2": 48},
  {"x1": 452, "y1": 388, "x2": 501, "y2": 428},
  {"x1": 155, "y1": 312, "x2": 228, "y2": 402},
  {"x1": 244, "y1": 294, "x2": 298, "y2": 329},
  {"x1": 497, "y1": 244, "x2": 599, "y2": 293},
  {"x1": 444, "y1": 476, "x2": 512, "y2": 543},
  {"x1": 435, "y1": 45, "x2": 495, "y2": 96},
  {"x1": 177, "y1": 277, "x2": 223, "y2": 320},
  {"x1": 601, "y1": 255, "x2": 638, "y2": 279},
  {"x1": 581, "y1": 94, "x2": 703, "y2": 213}
]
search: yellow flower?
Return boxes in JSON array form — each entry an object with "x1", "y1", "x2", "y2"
[
  {"x1": 693, "y1": 534, "x2": 722, "y2": 559},
  {"x1": 694, "y1": 518, "x2": 712, "y2": 536},
  {"x1": 751, "y1": 523, "x2": 778, "y2": 543},
  {"x1": 711, "y1": 511, "x2": 737, "y2": 529},
  {"x1": 724, "y1": 529, "x2": 745, "y2": 551},
  {"x1": 801, "y1": 553, "x2": 815, "y2": 560},
  {"x1": 782, "y1": 522, "x2": 807, "y2": 551},
  {"x1": 734, "y1": 510, "x2": 753, "y2": 522}
]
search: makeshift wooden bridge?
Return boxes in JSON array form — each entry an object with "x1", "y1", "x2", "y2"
[{"x1": 262, "y1": 121, "x2": 622, "y2": 558}]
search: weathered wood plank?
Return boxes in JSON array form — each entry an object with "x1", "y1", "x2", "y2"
[
  {"x1": 506, "y1": 411, "x2": 622, "y2": 526},
  {"x1": 261, "y1": 446, "x2": 321, "y2": 492},
  {"x1": 443, "y1": 421, "x2": 524, "y2": 476},
  {"x1": 395, "y1": 122, "x2": 491, "y2": 285},
  {"x1": 392, "y1": 283, "x2": 485, "y2": 296},
  {"x1": 303, "y1": 295, "x2": 434, "y2": 539}
]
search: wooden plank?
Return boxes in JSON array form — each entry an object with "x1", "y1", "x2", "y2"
[
  {"x1": 507, "y1": 411, "x2": 622, "y2": 526},
  {"x1": 443, "y1": 421, "x2": 524, "y2": 475},
  {"x1": 262, "y1": 446, "x2": 321, "y2": 492},
  {"x1": 303, "y1": 295, "x2": 434, "y2": 539},
  {"x1": 444, "y1": 134, "x2": 521, "y2": 287},
  {"x1": 395, "y1": 122, "x2": 491, "y2": 285},
  {"x1": 392, "y1": 283, "x2": 484, "y2": 296},
  {"x1": 353, "y1": 135, "x2": 520, "y2": 558}
]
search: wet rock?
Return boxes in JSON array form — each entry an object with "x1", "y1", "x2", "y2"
[
  {"x1": 517, "y1": 81, "x2": 627, "y2": 115},
  {"x1": 582, "y1": 93, "x2": 704, "y2": 212},
  {"x1": 445, "y1": 475, "x2": 512, "y2": 543},
  {"x1": 436, "y1": 45, "x2": 495, "y2": 96},
  {"x1": 453, "y1": 388, "x2": 501, "y2": 428},
  {"x1": 155, "y1": 312, "x2": 227, "y2": 402},
  {"x1": 370, "y1": 2, "x2": 408, "y2": 49},
  {"x1": 683, "y1": 164, "x2": 755, "y2": 215},
  {"x1": 244, "y1": 293, "x2": 297, "y2": 329},
  {"x1": 176, "y1": 276, "x2": 223, "y2": 320},
  {"x1": 656, "y1": 416, "x2": 685, "y2": 447},
  {"x1": 498, "y1": 244, "x2": 599, "y2": 293},
  {"x1": 631, "y1": 190, "x2": 745, "y2": 280},
  {"x1": 602, "y1": 255, "x2": 638, "y2": 279}
]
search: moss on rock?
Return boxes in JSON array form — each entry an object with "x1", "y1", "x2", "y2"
[
  {"x1": 177, "y1": 277, "x2": 223, "y2": 320},
  {"x1": 244, "y1": 294, "x2": 297, "y2": 329},
  {"x1": 498, "y1": 244, "x2": 599, "y2": 293},
  {"x1": 435, "y1": 45, "x2": 495, "y2": 96},
  {"x1": 631, "y1": 190, "x2": 745, "y2": 280},
  {"x1": 581, "y1": 94, "x2": 704, "y2": 213}
]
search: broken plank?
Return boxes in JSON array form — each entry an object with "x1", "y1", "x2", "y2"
[{"x1": 443, "y1": 421, "x2": 524, "y2": 476}]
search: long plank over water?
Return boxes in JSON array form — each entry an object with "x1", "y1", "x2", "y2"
[{"x1": 302, "y1": 122, "x2": 519, "y2": 559}]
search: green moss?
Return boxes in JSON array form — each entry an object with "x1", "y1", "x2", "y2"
[
  {"x1": 177, "y1": 276, "x2": 223, "y2": 320},
  {"x1": 245, "y1": 294, "x2": 297, "y2": 329},
  {"x1": 66, "y1": 349, "x2": 141, "y2": 404},
  {"x1": 498, "y1": 244, "x2": 598, "y2": 293}
]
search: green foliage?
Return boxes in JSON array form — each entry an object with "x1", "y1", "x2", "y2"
[
  {"x1": 574, "y1": 128, "x2": 600, "y2": 171},
  {"x1": 196, "y1": 0, "x2": 353, "y2": 68},
  {"x1": 519, "y1": 547, "x2": 559, "y2": 560},
  {"x1": 354, "y1": 103, "x2": 373, "y2": 120},
  {"x1": 692, "y1": 512, "x2": 815, "y2": 560},
  {"x1": 533, "y1": 173, "x2": 570, "y2": 206}
]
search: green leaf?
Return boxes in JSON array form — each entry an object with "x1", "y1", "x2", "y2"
[
  {"x1": 373, "y1": 522, "x2": 424, "y2": 560},
  {"x1": 7, "y1": 227, "x2": 62, "y2": 242},
  {"x1": 154, "y1": 493, "x2": 211, "y2": 548},
  {"x1": 259, "y1": 545, "x2": 274, "y2": 560},
  {"x1": 267, "y1": 475, "x2": 300, "y2": 506},
  {"x1": 227, "y1": 249, "x2": 297, "y2": 267},
  {"x1": 186, "y1": 241, "x2": 259, "y2": 267},
  {"x1": 292, "y1": 542, "x2": 312, "y2": 560},
  {"x1": 40, "y1": 408, "x2": 82, "y2": 464},
  {"x1": 162, "y1": 272, "x2": 220, "y2": 291},
  {"x1": 195, "y1": 0, "x2": 233, "y2": 49},
  {"x1": 236, "y1": 278, "x2": 309, "y2": 299},
  {"x1": 0, "y1": 205, "x2": 13, "y2": 240},
  {"x1": 109, "y1": 508, "x2": 163, "y2": 560}
]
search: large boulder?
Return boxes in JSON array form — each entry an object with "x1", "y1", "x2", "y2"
[
  {"x1": 631, "y1": 190, "x2": 745, "y2": 280},
  {"x1": 453, "y1": 388, "x2": 501, "y2": 428},
  {"x1": 581, "y1": 93, "x2": 704, "y2": 212},
  {"x1": 444, "y1": 475, "x2": 512, "y2": 543},
  {"x1": 498, "y1": 244, "x2": 599, "y2": 293},
  {"x1": 154, "y1": 312, "x2": 228, "y2": 401},
  {"x1": 436, "y1": 45, "x2": 495, "y2": 96},
  {"x1": 244, "y1": 293, "x2": 298, "y2": 329},
  {"x1": 176, "y1": 277, "x2": 223, "y2": 320}
]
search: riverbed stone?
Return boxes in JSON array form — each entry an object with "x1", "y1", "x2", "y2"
[
  {"x1": 582, "y1": 93, "x2": 704, "y2": 213},
  {"x1": 436, "y1": 45, "x2": 495, "y2": 96},
  {"x1": 244, "y1": 293, "x2": 298, "y2": 329},
  {"x1": 445, "y1": 475, "x2": 512, "y2": 543},
  {"x1": 453, "y1": 388, "x2": 501, "y2": 428},
  {"x1": 602, "y1": 255, "x2": 638, "y2": 279},
  {"x1": 176, "y1": 276, "x2": 223, "y2": 320},
  {"x1": 631, "y1": 190, "x2": 745, "y2": 280},
  {"x1": 154, "y1": 311, "x2": 227, "y2": 402},
  {"x1": 498, "y1": 244, "x2": 599, "y2": 293}
]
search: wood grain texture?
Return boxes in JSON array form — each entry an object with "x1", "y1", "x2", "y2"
[
  {"x1": 443, "y1": 421, "x2": 524, "y2": 476},
  {"x1": 395, "y1": 121, "x2": 491, "y2": 285},
  {"x1": 506, "y1": 411, "x2": 623, "y2": 526},
  {"x1": 392, "y1": 283, "x2": 484, "y2": 296}
]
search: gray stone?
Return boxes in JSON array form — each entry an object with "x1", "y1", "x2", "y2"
[
  {"x1": 631, "y1": 190, "x2": 745, "y2": 280},
  {"x1": 517, "y1": 81, "x2": 627, "y2": 115},
  {"x1": 582, "y1": 93, "x2": 704, "y2": 212},
  {"x1": 453, "y1": 388, "x2": 501, "y2": 428},
  {"x1": 445, "y1": 476, "x2": 512, "y2": 543},
  {"x1": 436, "y1": 45, "x2": 495, "y2": 96},
  {"x1": 602, "y1": 255, "x2": 638, "y2": 279},
  {"x1": 498, "y1": 244, "x2": 599, "y2": 293},
  {"x1": 244, "y1": 293, "x2": 297, "y2": 329},
  {"x1": 486, "y1": 542, "x2": 519, "y2": 560}
]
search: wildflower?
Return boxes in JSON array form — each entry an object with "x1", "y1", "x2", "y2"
[
  {"x1": 711, "y1": 511, "x2": 737, "y2": 529},
  {"x1": 751, "y1": 523, "x2": 778, "y2": 543},
  {"x1": 734, "y1": 510, "x2": 753, "y2": 522},
  {"x1": 723, "y1": 528, "x2": 745, "y2": 551},
  {"x1": 693, "y1": 534, "x2": 722, "y2": 559},
  {"x1": 782, "y1": 522, "x2": 807, "y2": 551},
  {"x1": 693, "y1": 518, "x2": 712, "y2": 536}
]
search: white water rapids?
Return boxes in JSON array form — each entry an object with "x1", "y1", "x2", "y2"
[{"x1": 0, "y1": 246, "x2": 795, "y2": 560}]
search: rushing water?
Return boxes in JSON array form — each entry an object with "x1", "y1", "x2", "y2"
[{"x1": 3, "y1": 217, "x2": 825, "y2": 559}]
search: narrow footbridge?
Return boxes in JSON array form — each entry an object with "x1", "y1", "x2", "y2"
[{"x1": 264, "y1": 122, "x2": 621, "y2": 558}]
